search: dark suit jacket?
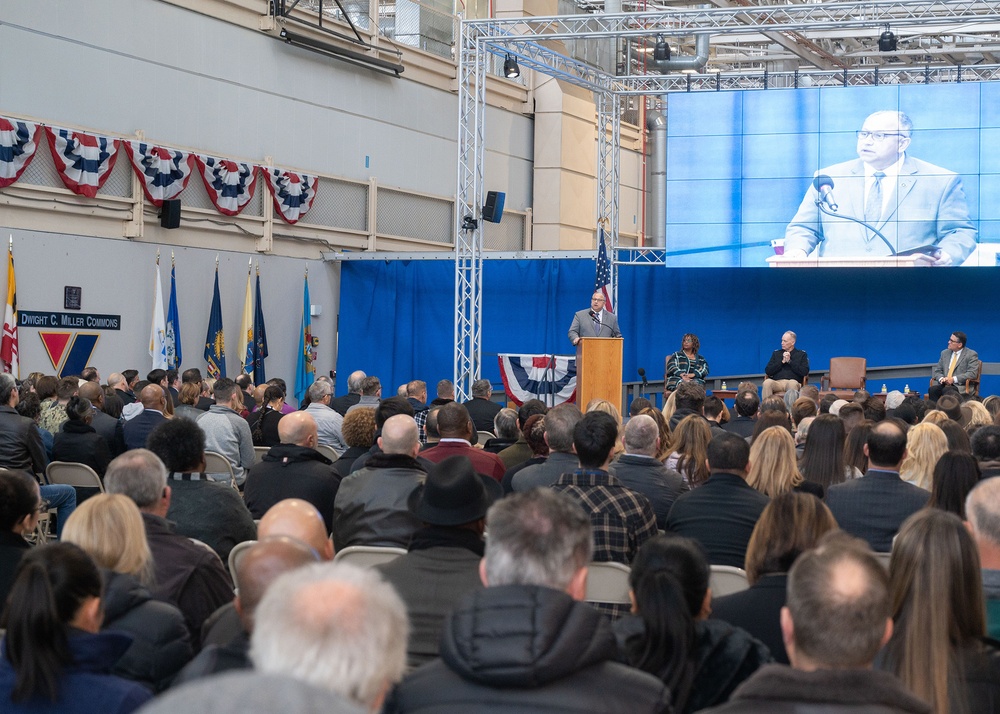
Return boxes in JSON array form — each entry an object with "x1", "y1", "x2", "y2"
[
  {"x1": 123, "y1": 410, "x2": 166, "y2": 451},
  {"x1": 92, "y1": 409, "x2": 125, "y2": 457},
  {"x1": 711, "y1": 573, "x2": 789, "y2": 664},
  {"x1": 764, "y1": 348, "x2": 809, "y2": 382},
  {"x1": 722, "y1": 415, "x2": 757, "y2": 439},
  {"x1": 463, "y1": 397, "x2": 502, "y2": 434},
  {"x1": 568, "y1": 308, "x2": 621, "y2": 342},
  {"x1": 824, "y1": 468, "x2": 928, "y2": 552},
  {"x1": 511, "y1": 452, "x2": 580, "y2": 492},
  {"x1": 665, "y1": 472, "x2": 769, "y2": 568},
  {"x1": 608, "y1": 454, "x2": 689, "y2": 530},
  {"x1": 329, "y1": 392, "x2": 361, "y2": 417}
]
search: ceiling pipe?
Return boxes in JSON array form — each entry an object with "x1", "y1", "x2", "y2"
[{"x1": 649, "y1": 32, "x2": 710, "y2": 73}]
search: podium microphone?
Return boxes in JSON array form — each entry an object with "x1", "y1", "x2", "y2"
[
  {"x1": 638, "y1": 367, "x2": 648, "y2": 396},
  {"x1": 813, "y1": 175, "x2": 838, "y2": 212}
]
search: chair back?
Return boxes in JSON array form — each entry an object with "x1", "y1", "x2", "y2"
[
  {"x1": 584, "y1": 561, "x2": 632, "y2": 605},
  {"x1": 228, "y1": 539, "x2": 257, "y2": 587},
  {"x1": 253, "y1": 446, "x2": 269, "y2": 465},
  {"x1": 315, "y1": 444, "x2": 340, "y2": 463},
  {"x1": 967, "y1": 360, "x2": 984, "y2": 396},
  {"x1": 827, "y1": 357, "x2": 867, "y2": 391},
  {"x1": 477, "y1": 431, "x2": 496, "y2": 446},
  {"x1": 333, "y1": 545, "x2": 406, "y2": 568},
  {"x1": 709, "y1": 564, "x2": 750, "y2": 597},
  {"x1": 203, "y1": 450, "x2": 238, "y2": 489},
  {"x1": 873, "y1": 551, "x2": 892, "y2": 571},
  {"x1": 45, "y1": 462, "x2": 104, "y2": 491}
]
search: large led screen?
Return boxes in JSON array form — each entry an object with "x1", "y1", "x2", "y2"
[{"x1": 663, "y1": 82, "x2": 1000, "y2": 266}]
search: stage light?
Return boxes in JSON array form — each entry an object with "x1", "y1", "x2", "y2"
[
  {"x1": 879, "y1": 26, "x2": 897, "y2": 52},
  {"x1": 504, "y1": 54, "x2": 520, "y2": 79},
  {"x1": 653, "y1": 35, "x2": 671, "y2": 62}
]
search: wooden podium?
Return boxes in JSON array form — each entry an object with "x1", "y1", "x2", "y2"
[{"x1": 576, "y1": 338, "x2": 623, "y2": 414}]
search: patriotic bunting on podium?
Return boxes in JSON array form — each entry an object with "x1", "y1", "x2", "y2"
[
  {"x1": 264, "y1": 168, "x2": 318, "y2": 224},
  {"x1": 0, "y1": 117, "x2": 40, "y2": 189},
  {"x1": 44, "y1": 126, "x2": 120, "y2": 198},
  {"x1": 124, "y1": 141, "x2": 195, "y2": 206},
  {"x1": 195, "y1": 155, "x2": 258, "y2": 216},
  {"x1": 498, "y1": 354, "x2": 577, "y2": 407}
]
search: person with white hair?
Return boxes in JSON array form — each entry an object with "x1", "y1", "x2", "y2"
[
  {"x1": 608, "y1": 414, "x2": 688, "y2": 529},
  {"x1": 386, "y1": 488, "x2": 670, "y2": 713},
  {"x1": 250, "y1": 562, "x2": 408, "y2": 713},
  {"x1": 966, "y1": 477, "x2": 1000, "y2": 639}
]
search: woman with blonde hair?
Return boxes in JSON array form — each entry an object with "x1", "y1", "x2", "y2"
[
  {"x1": 747, "y1": 426, "x2": 823, "y2": 498},
  {"x1": 712, "y1": 492, "x2": 838, "y2": 663},
  {"x1": 62, "y1": 494, "x2": 192, "y2": 691},
  {"x1": 962, "y1": 399, "x2": 992, "y2": 433},
  {"x1": 661, "y1": 389, "x2": 678, "y2": 425},
  {"x1": 900, "y1": 421, "x2": 948, "y2": 490},
  {"x1": 664, "y1": 414, "x2": 711, "y2": 487},
  {"x1": 586, "y1": 399, "x2": 623, "y2": 457},
  {"x1": 922, "y1": 409, "x2": 950, "y2": 426},
  {"x1": 878, "y1": 509, "x2": 1000, "y2": 714}
]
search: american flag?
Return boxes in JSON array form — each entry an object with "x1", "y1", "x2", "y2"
[{"x1": 595, "y1": 226, "x2": 613, "y2": 312}]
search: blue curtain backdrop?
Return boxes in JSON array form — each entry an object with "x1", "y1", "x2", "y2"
[{"x1": 337, "y1": 260, "x2": 1000, "y2": 396}]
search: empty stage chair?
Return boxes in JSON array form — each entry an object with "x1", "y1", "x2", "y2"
[
  {"x1": 333, "y1": 545, "x2": 406, "y2": 569},
  {"x1": 820, "y1": 357, "x2": 867, "y2": 398},
  {"x1": 710, "y1": 564, "x2": 750, "y2": 597}
]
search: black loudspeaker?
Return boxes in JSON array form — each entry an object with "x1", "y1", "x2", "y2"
[
  {"x1": 160, "y1": 198, "x2": 181, "y2": 229},
  {"x1": 482, "y1": 191, "x2": 505, "y2": 224}
]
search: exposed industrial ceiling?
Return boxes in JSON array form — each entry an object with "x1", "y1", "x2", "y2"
[{"x1": 570, "y1": 0, "x2": 1000, "y2": 73}]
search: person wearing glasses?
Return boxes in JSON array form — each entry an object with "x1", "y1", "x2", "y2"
[
  {"x1": 930, "y1": 331, "x2": 980, "y2": 401},
  {"x1": 783, "y1": 110, "x2": 977, "y2": 265},
  {"x1": 568, "y1": 291, "x2": 621, "y2": 346}
]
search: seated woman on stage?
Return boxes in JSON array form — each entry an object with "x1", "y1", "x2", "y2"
[{"x1": 664, "y1": 334, "x2": 709, "y2": 392}]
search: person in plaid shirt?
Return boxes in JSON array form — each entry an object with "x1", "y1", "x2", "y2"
[{"x1": 552, "y1": 410, "x2": 657, "y2": 566}]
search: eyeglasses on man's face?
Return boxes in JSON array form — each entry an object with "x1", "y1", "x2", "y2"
[{"x1": 856, "y1": 130, "x2": 904, "y2": 142}]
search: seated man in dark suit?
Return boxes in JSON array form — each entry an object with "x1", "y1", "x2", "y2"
[
  {"x1": 511, "y1": 404, "x2": 581, "y2": 492},
  {"x1": 463, "y1": 379, "x2": 502, "y2": 435},
  {"x1": 825, "y1": 419, "x2": 927, "y2": 552},
  {"x1": 123, "y1": 384, "x2": 168, "y2": 451},
  {"x1": 665, "y1": 432, "x2": 769, "y2": 568},
  {"x1": 929, "y1": 330, "x2": 980, "y2": 401},
  {"x1": 608, "y1": 414, "x2": 688, "y2": 530}
]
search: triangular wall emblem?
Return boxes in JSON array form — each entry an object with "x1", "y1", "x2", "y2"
[{"x1": 39, "y1": 332, "x2": 71, "y2": 372}]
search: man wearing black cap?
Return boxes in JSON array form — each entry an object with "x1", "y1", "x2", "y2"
[{"x1": 376, "y1": 455, "x2": 501, "y2": 668}]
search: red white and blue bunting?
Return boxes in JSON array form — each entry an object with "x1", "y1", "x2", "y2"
[
  {"x1": 264, "y1": 168, "x2": 318, "y2": 224},
  {"x1": 0, "y1": 117, "x2": 41, "y2": 189},
  {"x1": 195, "y1": 155, "x2": 258, "y2": 216},
  {"x1": 44, "y1": 126, "x2": 120, "y2": 198},
  {"x1": 498, "y1": 354, "x2": 577, "y2": 407},
  {"x1": 124, "y1": 141, "x2": 195, "y2": 206}
]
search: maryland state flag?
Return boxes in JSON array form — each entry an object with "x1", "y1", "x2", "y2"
[
  {"x1": 204, "y1": 264, "x2": 226, "y2": 379},
  {"x1": 294, "y1": 271, "x2": 314, "y2": 403},
  {"x1": 1, "y1": 242, "x2": 17, "y2": 377}
]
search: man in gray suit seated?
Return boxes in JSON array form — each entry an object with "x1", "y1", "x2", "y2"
[
  {"x1": 929, "y1": 330, "x2": 980, "y2": 401},
  {"x1": 568, "y1": 291, "x2": 621, "y2": 345}
]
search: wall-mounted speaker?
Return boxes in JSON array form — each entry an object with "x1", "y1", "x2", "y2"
[
  {"x1": 160, "y1": 199, "x2": 181, "y2": 229},
  {"x1": 482, "y1": 191, "x2": 505, "y2": 223}
]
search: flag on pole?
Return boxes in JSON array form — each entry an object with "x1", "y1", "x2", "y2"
[
  {"x1": 595, "y1": 225, "x2": 614, "y2": 312},
  {"x1": 149, "y1": 254, "x2": 168, "y2": 370},
  {"x1": 1, "y1": 239, "x2": 18, "y2": 377},
  {"x1": 238, "y1": 260, "x2": 254, "y2": 374},
  {"x1": 165, "y1": 256, "x2": 182, "y2": 369},
  {"x1": 252, "y1": 265, "x2": 268, "y2": 384},
  {"x1": 204, "y1": 261, "x2": 226, "y2": 379},
  {"x1": 294, "y1": 271, "x2": 315, "y2": 403}
]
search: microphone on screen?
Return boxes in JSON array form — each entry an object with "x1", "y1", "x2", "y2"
[{"x1": 813, "y1": 174, "x2": 839, "y2": 212}]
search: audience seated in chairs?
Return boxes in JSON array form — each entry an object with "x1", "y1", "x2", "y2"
[
  {"x1": 928, "y1": 451, "x2": 980, "y2": 518},
  {"x1": 0, "y1": 470, "x2": 40, "y2": 617},
  {"x1": 51, "y1": 396, "x2": 112, "y2": 478},
  {"x1": 499, "y1": 413, "x2": 548, "y2": 493},
  {"x1": 245, "y1": 385, "x2": 285, "y2": 447},
  {"x1": 614, "y1": 535, "x2": 772, "y2": 714},
  {"x1": 511, "y1": 404, "x2": 582, "y2": 492},
  {"x1": 331, "y1": 407, "x2": 376, "y2": 478},
  {"x1": 664, "y1": 414, "x2": 712, "y2": 488},
  {"x1": 747, "y1": 426, "x2": 823, "y2": 499},
  {"x1": 798, "y1": 413, "x2": 849, "y2": 490},
  {"x1": 899, "y1": 421, "x2": 948, "y2": 490},
  {"x1": 62, "y1": 494, "x2": 192, "y2": 692}
]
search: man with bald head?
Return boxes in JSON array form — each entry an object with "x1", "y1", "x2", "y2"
[
  {"x1": 243, "y1": 412, "x2": 342, "y2": 531},
  {"x1": 175, "y1": 537, "x2": 319, "y2": 683},
  {"x1": 108, "y1": 372, "x2": 136, "y2": 405},
  {"x1": 333, "y1": 414, "x2": 426, "y2": 548},
  {"x1": 123, "y1": 384, "x2": 168, "y2": 450},
  {"x1": 79, "y1": 380, "x2": 125, "y2": 456},
  {"x1": 421, "y1": 402, "x2": 505, "y2": 481}
]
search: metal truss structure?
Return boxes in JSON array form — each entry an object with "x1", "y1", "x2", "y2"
[{"x1": 451, "y1": 1, "x2": 1000, "y2": 400}]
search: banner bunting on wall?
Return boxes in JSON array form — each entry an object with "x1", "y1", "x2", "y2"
[
  {"x1": 264, "y1": 169, "x2": 318, "y2": 224},
  {"x1": 44, "y1": 126, "x2": 120, "y2": 198},
  {"x1": 0, "y1": 117, "x2": 40, "y2": 189},
  {"x1": 195, "y1": 155, "x2": 258, "y2": 216},
  {"x1": 124, "y1": 142, "x2": 195, "y2": 206},
  {"x1": 498, "y1": 354, "x2": 577, "y2": 407}
]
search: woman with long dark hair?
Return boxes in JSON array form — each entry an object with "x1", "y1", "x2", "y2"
[
  {"x1": 928, "y1": 451, "x2": 981, "y2": 518},
  {"x1": 799, "y1": 413, "x2": 849, "y2": 489},
  {"x1": 615, "y1": 535, "x2": 771, "y2": 713},
  {"x1": 877, "y1": 509, "x2": 1000, "y2": 714},
  {"x1": 843, "y1": 419, "x2": 874, "y2": 477},
  {"x1": 245, "y1": 385, "x2": 285, "y2": 447},
  {"x1": 0, "y1": 543, "x2": 151, "y2": 712}
]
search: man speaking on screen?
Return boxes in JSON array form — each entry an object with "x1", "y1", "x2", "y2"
[{"x1": 782, "y1": 110, "x2": 977, "y2": 265}]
